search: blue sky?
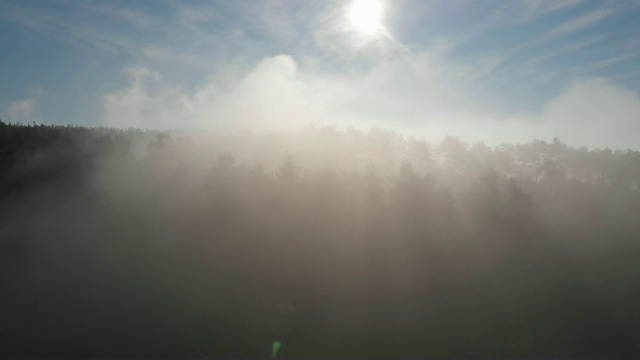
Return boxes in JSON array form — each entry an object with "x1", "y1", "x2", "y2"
[{"x1": 1, "y1": 0, "x2": 640, "y2": 148}]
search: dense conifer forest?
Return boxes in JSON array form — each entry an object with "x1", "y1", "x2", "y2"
[{"x1": 1, "y1": 120, "x2": 640, "y2": 356}]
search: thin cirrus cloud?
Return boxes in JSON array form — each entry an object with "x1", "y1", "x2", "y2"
[
  {"x1": 544, "y1": 8, "x2": 614, "y2": 40},
  {"x1": 472, "y1": 6, "x2": 616, "y2": 79}
]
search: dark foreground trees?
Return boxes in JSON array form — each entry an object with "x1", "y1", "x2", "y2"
[{"x1": 1, "y1": 121, "x2": 639, "y2": 356}]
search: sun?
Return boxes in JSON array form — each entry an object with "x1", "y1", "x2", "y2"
[{"x1": 347, "y1": 0, "x2": 385, "y2": 36}]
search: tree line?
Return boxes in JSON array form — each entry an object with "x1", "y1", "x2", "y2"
[{"x1": 1, "y1": 120, "x2": 639, "y2": 356}]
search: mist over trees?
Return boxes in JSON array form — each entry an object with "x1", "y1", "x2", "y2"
[{"x1": 1, "y1": 120, "x2": 640, "y2": 357}]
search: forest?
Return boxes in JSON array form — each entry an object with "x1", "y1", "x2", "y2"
[{"x1": 1, "y1": 120, "x2": 640, "y2": 357}]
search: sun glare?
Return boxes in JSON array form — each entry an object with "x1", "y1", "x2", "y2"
[{"x1": 347, "y1": 0, "x2": 385, "y2": 36}]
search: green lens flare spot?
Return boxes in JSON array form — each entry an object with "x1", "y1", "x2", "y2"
[{"x1": 271, "y1": 341, "x2": 282, "y2": 358}]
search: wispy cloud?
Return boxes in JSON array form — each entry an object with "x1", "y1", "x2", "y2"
[
  {"x1": 7, "y1": 99, "x2": 38, "y2": 124},
  {"x1": 521, "y1": 0, "x2": 585, "y2": 23},
  {"x1": 568, "y1": 50, "x2": 640, "y2": 74},
  {"x1": 465, "y1": 34, "x2": 604, "y2": 87},
  {"x1": 475, "y1": 0, "x2": 585, "y2": 33},
  {"x1": 544, "y1": 8, "x2": 614, "y2": 39},
  {"x1": 473, "y1": 6, "x2": 617, "y2": 81},
  {"x1": 81, "y1": 3, "x2": 163, "y2": 29},
  {"x1": 0, "y1": 1, "x2": 139, "y2": 53},
  {"x1": 525, "y1": 36, "x2": 605, "y2": 66}
]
